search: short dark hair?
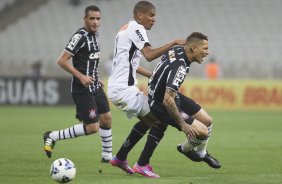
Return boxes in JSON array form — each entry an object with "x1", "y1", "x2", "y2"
[
  {"x1": 133, "y1": 1, "x2": 155, "y2": 14},
  {"x1": 186, "y1": 32, "x2": 208, "y2": 45},
  {"x1": 85, "y1": 5, "x2": 100, "y2": 16}
]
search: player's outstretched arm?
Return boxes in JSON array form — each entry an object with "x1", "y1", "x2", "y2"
[
  {"x1": 141, "y1": 39, "x2": 185, "y2": 62},
  {"x1": 137, "y1": 66, "x2": 152, "y2": 78},
  {"x1": 163, "y1": 88, "x2": 198, "y2": 138}
]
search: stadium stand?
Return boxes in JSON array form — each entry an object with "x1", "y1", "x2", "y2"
[
  {"x1": 0, "y1": 0, "x2": 15, "y2": 10},
  {"x1": 0, "y1": 0, "x2": 281, "y2": 78}
]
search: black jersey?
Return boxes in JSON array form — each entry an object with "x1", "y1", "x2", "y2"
[
  {"x1": 148, "y1": 46, "x2": 191, "y2": 107},
  {"x1": 65, "y1": 28, "x2": 102, "y2": 93}
]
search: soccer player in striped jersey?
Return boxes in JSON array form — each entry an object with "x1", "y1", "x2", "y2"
[
  {"x1": 148, "y1": 32, "x2": 221, "y2": 169},
  {"x1": 43, "y1": 5, "x2": 113, "y2": 163}
]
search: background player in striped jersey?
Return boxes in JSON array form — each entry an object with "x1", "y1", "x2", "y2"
[
  {"x1": 148, "y1": 32, "x2": 221, "y2": 169},
  {"x1": 107, "y1": 1, "x2": 188, "y2": 178},
  {"x1": 43, "y1": 5, "x2": 113, "y2": 163}
]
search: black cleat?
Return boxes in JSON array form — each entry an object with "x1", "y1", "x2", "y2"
[
  {"x1": 177, "y1": 144, "x2": 221, "y2": 169},
  {"x1": 177, "y1": 144, "x2": 202, "y2": 162},
  {"x1": 101, "y1": 158, "x2": 110, "y2": 163},
  {"x1": 43, "y1": 131, "x2": 56, "y2": 158},
  {"x1": 201, "y1": 152, "x2": 221, "y2": 169}
]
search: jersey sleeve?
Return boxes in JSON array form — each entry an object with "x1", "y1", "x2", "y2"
[
  {"x1": 129, "y1": 26, "x2": 150, "y2": 50},
  {"x1": 65, "y1": 32, "x2": 85, "y2": 55},
  {"x1": 166, "y1": 62, "x2": 187, "y2": 91}
]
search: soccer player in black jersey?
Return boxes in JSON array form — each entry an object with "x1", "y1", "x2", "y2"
[
  {"x1": 148, "y1": 32, "x2": 221, "y2": 169},
  {"x1": 43, "y1": 5, "x2": 113, "y2": 163}
]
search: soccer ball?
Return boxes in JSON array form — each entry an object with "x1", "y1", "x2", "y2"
[{"x1": 50, "y1": 158, "x2": 76, "y2": 183}]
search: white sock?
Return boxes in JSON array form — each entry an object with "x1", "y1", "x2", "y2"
[
  {"x1": 182, "y1": 136, "x2": 204, "y2": 152},
  {"x1": 49, "y1": 124, "x2": 86, "y2": 141},
  {"x1": 196, "y1": 124, "x2": 212, "y2": 156},
  {"x1": 99, "y1": 127, "x2": 112, "y2": 160}
]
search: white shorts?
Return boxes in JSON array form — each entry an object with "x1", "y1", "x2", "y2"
[{"x1": 108, "y1": 86, "x2": 150, "y2": 118}]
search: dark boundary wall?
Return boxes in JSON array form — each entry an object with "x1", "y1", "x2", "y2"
[{"x1": 0, "y1": 77, "x2": 73, "y2": 105}]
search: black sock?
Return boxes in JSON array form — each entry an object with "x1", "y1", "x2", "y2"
[
  {"x1": 137, "y1": 125, "x2": 166, "y2": 166},
  {"x1": 116, "y1": 121, "x2": 149, "y2": 161}
]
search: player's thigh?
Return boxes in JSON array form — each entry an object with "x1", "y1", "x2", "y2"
[
  {"x1": 178, "y1": 93, "x2": 201, "y2": 116},
  {"x1": 178, "y1": 93, "x2": 212, "y2": 126},
  {"x1": 137, "y1": 111, "x2": 161, "y2": 128},
  {"x1": 150, "y1": 105, "x2": 183, "y2": 130},
  {"x1": 109, "y1": 86, "x2": 149, "y2": 118},
  {"x1": 71, "y1": 92, "x2": 99, "y2": 124},
  {"x1": 192, "y1": 108, "x2": 212, "y2": 127},
  {"x1": 94, "y1": 88, "x2": 111, "y2": 114},
  {"x1": 93, "y1": 88, "x2": 112, "y2": 127}
]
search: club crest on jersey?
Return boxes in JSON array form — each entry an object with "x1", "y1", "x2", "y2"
[
  {"x1": 67, "y1": 33, "x2": 82, "y2": 51},
  {"x1": 89, "y1": 52, "x2": 100, "y2": 59},
  {"x1": 89, "y1": 109, "x2": 97, "y2": 119},
  {"x1": 172, "y1": 65, "x2": 186, "y2": 88},
  {"x1": 135, "y1": 30, "x2": 145, "y2": 41}
]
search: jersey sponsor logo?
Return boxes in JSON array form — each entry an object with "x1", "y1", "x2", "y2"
[
  {"x1": 172, "y1": 65, "x2": 186, "y2": 88},
  {"x1": 89, "y1": 52, "x2": 100, "y2": 59},
  {"x1": 168, "y1": 50, "x2": 176, "y2": 62},
  {"x1": 67, "y1": 33, "x2": 82, "y2": 51},
  {"x1": 135, "y1": 30, "x2": 145, "y2": 41}
]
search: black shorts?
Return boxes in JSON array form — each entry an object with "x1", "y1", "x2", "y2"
[
  {"x1": 71, "y1": 88, "x2": 110, "y2": 124},
  {"x1": 150, "y1": 93, "x2": 201, "y2": 131},
  {"x1": 178, "y1": 92, "x2": 201, "y2": 116}
]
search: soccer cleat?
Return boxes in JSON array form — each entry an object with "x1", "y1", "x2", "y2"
[
  {"x1": 110, "y1": 156, "x2": 134, "y2": 174},
  {"x1": 133, "y1": 163, "x2": 160, "y2": 178},
  {"x1": 201, "y1": 152, "x2": 221, "y2": 169},
  {"x1": 177, "y1": 144, "x2": 202, "y2": 162},
  {"x1": 101, "y1": 158, "x2": 110, "y2": 163},
  {"x1": 43, "y1": 131, "x2": 56, "y2": 158},
  {"x1": 146, "y1": 164, "x2": 153, "y2": 171},
  {"x1": 177, "y1": 144, "x2": 221, "y2": 169}
]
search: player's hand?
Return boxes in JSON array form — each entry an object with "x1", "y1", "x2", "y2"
[
  {"x1": 99, "y1": 79, "x2": 104, "y2": 87},
  {"x1": 174, "y1": 39, "x2": 185, "y2": 46},
  {"x1": 80, "y1": 75, "x2": 94, "y2": 87},
  {"x1": 180, "y1": 124, "x2": 199, "y2": 138}
]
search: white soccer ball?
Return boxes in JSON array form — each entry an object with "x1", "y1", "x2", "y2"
[{"x1": 50, "y1": 158, "x2": 76, "y2": 183}]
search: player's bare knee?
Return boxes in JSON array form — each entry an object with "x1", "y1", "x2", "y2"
[
  {"x1": 99, "y1": 113, "x2": 112, "y2": 128},
  {"x1": 85, "y1": 123, "x2": 99, "y2": 134},
  {"x1": 200, "y1": 114, "x2": 212, "y2": 127},
  {"x1": 196, "y1": 125, "x2": 208, "y2": 139},
  {"x1": 194, "y1": 109, "x2": 212, "y2": 127},
  {"x1": 205, "y1": 115, "x2": 213, "y2": 127},
  {"x1": 193, "y1": 120, "x2": 209, "y2": 139}
]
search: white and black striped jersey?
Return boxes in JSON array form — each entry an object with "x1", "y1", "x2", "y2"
[
  {"x1": 65, "y1": 27, "x2": 101, "y2": 93},
  {"x1": 148, "y1": 46, "x2": 191, "y2": 107},
  {"x1": 108, "y1": 20, "x2": 150, "y2": 88}
]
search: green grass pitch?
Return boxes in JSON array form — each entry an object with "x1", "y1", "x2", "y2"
[{"x1": 0, "y1": 106, "x2": 281, "y2": 184}]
